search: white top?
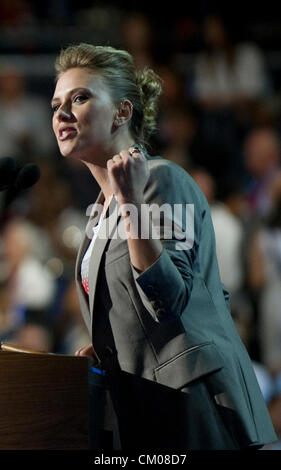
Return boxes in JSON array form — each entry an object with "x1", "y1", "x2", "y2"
[{"x1": 81, "y1": 215, "x2": 103, "y2": 295}]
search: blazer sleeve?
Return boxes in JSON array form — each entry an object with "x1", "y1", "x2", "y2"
[{"x1": 131, "y1": 159, "x2": 203, "y2": 322}]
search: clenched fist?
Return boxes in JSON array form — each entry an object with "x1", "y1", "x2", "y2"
[{"x1": 107, "y1": 147, "x2": 149, "y2": 205}]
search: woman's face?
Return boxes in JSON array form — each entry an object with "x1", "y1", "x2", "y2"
[{"x1": 52, "y1": 67, "x2": 116, "y2": 162}]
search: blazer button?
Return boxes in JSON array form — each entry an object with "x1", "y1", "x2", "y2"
[
  {"x1": 151, "y1": 299, "x2": 163, "y2": 309},
  {"x1": 146, "y1": 285, "x2": 159, "y2": 298},
  {"x1": 156, "y1": 308, "x2": 166, "y2": 317},
  {"x1": 104, "y1": 346, "x2": 114, "y2": 357},
  {"x1": 146, "y1": 285, "x2": 154, "y2": 295}
]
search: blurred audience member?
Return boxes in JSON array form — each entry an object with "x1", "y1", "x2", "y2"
[
  {"x1": 122, "y1": 12, "x2": 155, "y2": 70},
  {"x1": 0, "y1": 0, "x2": 36, "y2": 27},
  {"x1": 243, "y1": 126, "x2": 281, "y2": 218},
  {"x1": 0, "y1": 279, "x2": 15, "y2": 338},
  {"x1": 248, "y1": 178, "x2": 281, "y2": 375},
  {"x1": 54, "y1": 280, "x2": 90, "y2": 354},
  {"x1": 190, "y1": 166, "x2": 216, "y2": 205},
  {"x1": 191, "y1": 14, "x2": 271, "y2": 180},
  {"x1": 27, "y1": 159, "x2": 87, "y2": 278},
  {"x1": 10, "y1": 322, "x2": 54, "y2": 352},
  {"x1": 158, "y1": 104, "x2": 198, "y2": 171},
  {"x1": 211, "y1": 178, "x2": 247, "y2": 296},
  {"x1": 172, "y1": 15, "x2": 200, "y2": 54},
  {"x1": 156, "y1": 65, "x2": 185, "y2": 110},
  {"x1": 193, "y1": 14, "x2": 269, "y2": 109},
  {"x1": 0, "y1": 217, "x2": 55, "y2": 335},
  {"x1": 0, "y1": 65, "x2": 55, "y2": 161}
]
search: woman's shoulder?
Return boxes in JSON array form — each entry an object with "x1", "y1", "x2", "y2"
[
  {"x1": 145, "y1": 154, "x2": 207, "y2": 204},
  {"x1": 146, "y1": 154, "x2": 191, "y2": 181}
]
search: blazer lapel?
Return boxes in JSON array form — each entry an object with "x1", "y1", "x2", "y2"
[
  {"x1": 75, "y1": 191, "x2": 104, "y2": 280},
  {"x1": 75, "y1": 191, "x2": 105, "y2": 333},
  {"x1": 88, "y1": 194, "x2": 121, "y2": 329}
]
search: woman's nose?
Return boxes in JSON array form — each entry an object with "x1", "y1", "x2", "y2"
[{"x1": 57, "y1": 104, "x2": 73, "y2": 121}]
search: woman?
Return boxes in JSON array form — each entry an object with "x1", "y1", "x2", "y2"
[{"x1": 51, "y1": 43, "x2": 276, "y2": 450}]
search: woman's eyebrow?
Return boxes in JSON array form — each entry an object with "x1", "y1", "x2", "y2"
[
  {"x1": 51, "y1": 87, "x2": 93, "y2": 106},
  {"x1": 51, "y1": 97, "x2": 60, "y2": 106}
]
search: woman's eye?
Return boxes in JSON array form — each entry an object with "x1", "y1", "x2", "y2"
[
  {"x1": 74, "y1": 94, "x2": 88, "y2": 103},
  {"x1": 52, "y1": 104, "x2": 60, "y2": 112}
]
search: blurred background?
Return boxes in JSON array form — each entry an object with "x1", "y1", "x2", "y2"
[{"x1": 0, "y1": 0, "x2": 281, "y2": 445}]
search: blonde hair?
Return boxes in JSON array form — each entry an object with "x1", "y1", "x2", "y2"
[{"x1": 55, "y1": 43, "x2": 162, "y2": 147}]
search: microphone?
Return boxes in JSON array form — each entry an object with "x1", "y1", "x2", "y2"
[
  {"x1": 0, "y1": 157, "x2": 18, "y2": 191},
  {"x1": 13, "y1": 163, "x2": 41, "y2": 192},
  {"x1": 0, "y1": 157, "x2": 41, "y2": 208}
]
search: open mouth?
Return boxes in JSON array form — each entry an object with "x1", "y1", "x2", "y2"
[{"x1": 59, "y1": 127, "x2": 77, "y2": 141}]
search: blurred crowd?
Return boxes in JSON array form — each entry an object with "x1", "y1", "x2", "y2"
[{"x1": 1, "y1": 1, "x2": 281, "y2": 445}]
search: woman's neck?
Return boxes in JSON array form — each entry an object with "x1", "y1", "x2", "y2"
[{"x1": 85, "y1": 163, "x2": 112, "y2": 202}]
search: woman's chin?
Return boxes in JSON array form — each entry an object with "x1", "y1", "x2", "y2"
[{"x1": 60, "y1": 145, "x2": 79, "y2": 159}]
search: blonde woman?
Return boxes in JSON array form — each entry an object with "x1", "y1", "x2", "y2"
[{"x1": 51, "y1": 43, "x2": 276, "y2": 450}]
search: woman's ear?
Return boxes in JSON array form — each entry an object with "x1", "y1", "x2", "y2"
[{"x1": 114, "y1": 100, "x2": 133, "y2": 127}]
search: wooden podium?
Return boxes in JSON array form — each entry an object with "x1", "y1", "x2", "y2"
[{"x1": 0, "y1": 344, "x2": 89, "y2": 450}]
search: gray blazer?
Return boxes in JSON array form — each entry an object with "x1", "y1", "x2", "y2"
[{"x1": 76, "y1": 154, "x2": 277, "y2": 450}]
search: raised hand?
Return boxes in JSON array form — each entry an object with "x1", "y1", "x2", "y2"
[{"x1": 107, "y1": 147, "x2": 149, "y2": 205}]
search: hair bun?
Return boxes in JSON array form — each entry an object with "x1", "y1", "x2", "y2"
[{"x1": 135, "y1": 67, "x2": 163, "y2": 140}]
